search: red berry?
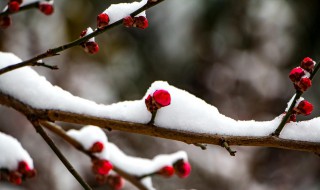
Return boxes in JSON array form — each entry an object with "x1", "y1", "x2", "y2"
[
  {"x1": 92, "y1": 159, "x2": 113, "y2": 175},
  {"x1": 296, "y1": 77, "x2": 312, "y2": 92},
  {"x1": 289, "y1": 114, "x2": 297, "y2": 122},
  {"x1": 97, "y1": 13, "x2": 110, "y2": 29},
  {"x1": 301, "y1": 57, "x2": 315, "y2": 72},
  {"x1": 294, "y1": 100, "x2": 313, "y2": 116},
  {"x1": 107, "y1": 175, "x2": 125, "y2": 190},
  {"x1": 8, "y1": 1, "x2": 20, "y2": 12},
  {"x1": 0, "y1": 16, "x2": 12, "y2": 29},
  {"x1": 39, "y1": 3, "x2": 54, "y2": 15},
  {"x1": 289, "y1": 67, "x2": 305, "y2": 83},
  {"x1": 123, "y1": 16, "x2": 134, "y2": 28},
  {"x1": 158, "y1": 166, "x2": 175, "y2": 177},
  {"x1": 80, "y1": 28, "x2": 88, "y2": 38},
  {"x1": 10, "y1": 0, "x2": 22, "y2": 4},
  {"x1": 84, "y1": 41, "x2": 99, "y2": 54},
  {"x1": 174, "y1": 160, "x2": 191, "y2": 178},
  {"x1": 134, "y1": 16, "x2": 148, "y2": 29},
  {"x1": 8, "y1": 171, "x2": 22, "y2": 185},
  {"x1": 89, "y1": 141, "x2": 104, "y2": 153},
  {"x1": 153, "y1": 89, "x2": 171, "y2": 107}
]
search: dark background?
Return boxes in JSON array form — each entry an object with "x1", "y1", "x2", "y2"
[{"x1": 1, "y1": 0, "x2": 320, "y2": 189}]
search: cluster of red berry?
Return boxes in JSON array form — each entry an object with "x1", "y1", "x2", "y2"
[
  {"x1": 0, "y1": 161, "x2": 36, "y2": 185},
  {"x1": 0, "y1": 1, "x2": 54, "y2": 29},
  {"x1": 288, "y1": 57, "x2": 315, "y2": 121},
  {"x1": 79, "y1": 28, "x2": 100, "y2": 54},
  {"x1": 145, "y1": 89, "x2": 171, "y2": 114},
  {"x1": 158, "y1": 159, "x2": 191, "y2": 178}
]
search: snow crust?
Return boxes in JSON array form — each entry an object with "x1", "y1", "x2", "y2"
[
  {"x1": 1, "y1": 52, "x2": 320, "y2": 143},
  {"x1": 0, "y1": 132, "x2": 33, "y2": 170},
  {"x1": 103, "y1": 0, "x2": 147, "y2": 24}
]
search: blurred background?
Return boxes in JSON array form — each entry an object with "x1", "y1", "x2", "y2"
[{"x1": 1, "y1": 0, "x2": 320, "y2": 189}]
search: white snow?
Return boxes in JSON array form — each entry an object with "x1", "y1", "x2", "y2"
[
  {"x1": 0, "y1": 132, "x2": 33, "y2": 170},
  {"x1": 103, "y1": 0, "x2": 147, "y2": 24},
  {"x1": 66, "y1": 126, "x2": 188, "y2": 177},
  {"x1": 0, "y1": 52, "x2": 320, "y2": 143},
  {"x1": 141, "y1": 177, "x2": 155, "y2": 190}
]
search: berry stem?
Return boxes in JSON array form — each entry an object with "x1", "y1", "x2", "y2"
[
  {"x1": 0, "y1": 2, "x2": 40, "y2": 17},
  {"x1": 148, "y1": 110, "x2": 157, "y2": 125},
  {"x1": 272, "y1": 61, "x2": 320, "y2": 137},
  {"x1": 0, "y1": 0, "x2": 165, "y2": 75},
  {"x1": 29, "y1": 119, "x2": 93, "y2": 190}
]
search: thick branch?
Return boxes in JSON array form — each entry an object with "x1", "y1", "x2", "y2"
[
  {"x1": 0, "y1": 0, "x2": 165, "y2": 75},
  {"x1": 0, "y1": 91, "x2": 319, "y2": 154}
]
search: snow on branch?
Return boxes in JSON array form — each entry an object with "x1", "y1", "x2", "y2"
[
  {"x1": 66, "y1": 125, "x2": 190, "y2": 189},
  {"x1": 0, "y1": 52, "x2": 320, "y2": 154},
  {"x1": 0, "y1": 131, "x2": 36, "y2": 184}
]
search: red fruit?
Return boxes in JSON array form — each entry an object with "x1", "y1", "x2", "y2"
[
  {"x1": 296, "y1": 77, "x2": 312, "y2": 92},
  {"x1": 39, "y1": 3, "x2": 54, "y2": 15},
  {"x1": 80, "y1": 28, "x2": 88, "y2": 38},
  {"x1": 0, "y1": 16, "x2": 12, "y2": 29},
  {"x1": 174, "y1": 160, "x2": 191, "y2": 178},
  {"x1": 92, "y1": 159, "x2": 113, "y2": 175},
  {"x1": 84, "y1": 41, "x2": 99, "y2": 54},
  {"x1": 89, "y1": 141, "x2": 104, "y2": 153},
  {"x1": 301, "y1": 57, "x2": 315, "y2": 72},
  {"x1": 289, "y1": 67, "x2": 305, "y2": 83},
  {"x1": 289, "y1": 114, "x2": 297, "y2": 122},
  {"x1": 294, "y1": 100, "x2": 313, "y2": 116},
  {"x1": 107, "y1": 175, "x2": 125, "y2": 190},
  {"x1": 97, "y1": 13, "x2": 110, "y2": 29},
  {"x1": 8, "y1": 1, "x2": 20, "y2": 12},
  {"x1": 17, "y1": 161, "x2": 36, "y2": 178},
  {"x1": 10, "y1": 0, "x2": 23, "y2": 4},
  {"x1": 158, "y1": 166, "x2": 175, "y2": 177},
  {"x1": 123, "y1": 16, "x2": 134, "y2": 28},
  {"x1": 134, "y1": 16, "x2": 148, "y2": 29},
  {"x1": 8, "y1": 171, "x2": 22, "y2": 185},
  {"x1": 153, "y1": 89, "x2": 171, "y2": 107}
]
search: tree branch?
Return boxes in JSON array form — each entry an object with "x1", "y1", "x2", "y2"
[
  {"x1": 28, "y1": 119, "x2": 93, "y2": 190},
  {"x1": 0, "y1": 2, "x2": 40, "y2": 17},
  {"x1": 272, "y1": 61, "x2": 320, "y2": 136},
  {"x1": 0, "y1": 0, "x2": 165, "y2": 75},
  {"x1": 0, "y1": 91, "x2": 319, "y2": 154},
  {"x1": 40, "y1": 121, "x2": 149, "y2": 190}
]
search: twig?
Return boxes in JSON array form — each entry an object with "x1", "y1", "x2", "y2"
[
  {"x1": 220, "y1": 138, "x2": 236, "y2": 156},
  {"x1": 272, "y1": 61, "x2": 320, "y2": 137},
  {"x1": 0, "y1": 2, "x2": 40, "y2": 17},
  {"x1": 193, "y1": 143, "x2": 207, "y2": 150},
  {"x1": 29, "y1": 119, "x2": 92, "y2": 190},
  {"x1": 0, "y1": 0, "x2": 166, "y2": 75},
  {"x1": 40, "y1": 121, "x2": 149, "y2": 190}
]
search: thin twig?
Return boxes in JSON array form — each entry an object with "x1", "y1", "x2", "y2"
[
  {"x1": 272, "y1": 61, "x2": 320, "y2": 137},
  {"x1": 40, "y1": 121, "x2": 149, "y2": 190},
  {"x1": 29, "y1": 119, "x2": 92, "y2": 190},
  {"x1": 193, "y1": 143, "x2": 207, "y2": 150},
  {"x1": 0, "y1": 0, "x2": 166, "y2": 75},
  {"x1": 220, "y1": 138, "x2": 236, "y2": 156}
]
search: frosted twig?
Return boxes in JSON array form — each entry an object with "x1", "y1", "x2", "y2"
[
  {"x1": 0, "y1": 0, "x2": 165, "y2": 75},
  {"x1": 0, "y1": 2, "x2": 40, "y2": 17}
]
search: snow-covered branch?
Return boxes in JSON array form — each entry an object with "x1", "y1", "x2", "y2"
[{"x1": 0, "y1": 52, "x2": 319, "y2": 154}]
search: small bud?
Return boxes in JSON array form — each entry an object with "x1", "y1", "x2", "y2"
[
  {"x1": 174, "y1": 160, "x2": 191, "y2": 178},
  {"x1": 80, "y1": 28, "x2": 88, "y2": 38},
  {"x1": 301, "y1": 57, "x2": 315, "y2": 73},
  {"x1": 83, "y1": 41, "x2": 99, "y2": 54},
  {"x1": 158, "y1": 166, "x2": 175, "y2": 177},
  {"x1": 92, "y1": 159, "x2": 113, "y2": 175},
  {"x1": 123, "y1": 16, "x2": 134, "y2": 28},
  {"x1": 0, "y1": 16, "x2": 12, "y2": 29},
  {"x1": 8, "y1": 171, "x2": 22, "y2": 185},
  {"x1": 153, "y1": 89, "x2": 171, "y2": 107},
  {"x1": 89, "y1": 141, "x2": 104, "y2": 153},
  {"x1": 289, "y1": 114, "x2": 296, "y2": 122},
  {"x1": 97, "y1": 13, "x2": 110, "y2": 29},
  {"x1": 17, "y1": 161, "x2": 36, "y2": 178},
  {"x1": 39, "y1": 3, "x2": 54, "y2": 15},
  {"x1": 296, "y1": 77, "x2": 312, "y2": 92},
  {"x1": 107, "y1": 175, "x2": 125, "y2": 190},
  {"x1": 134, "y1": 16, "x2": 148, "y2": 29},
  {"x1": 8, "y1": 1, "x2": 20, "y2": 12},
  {"x1": 294, "y1": 100, "x2": 313, "y2": 116},
  {"x1": 289, "y1": 67, "x2": 305, "y2": 83}
]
